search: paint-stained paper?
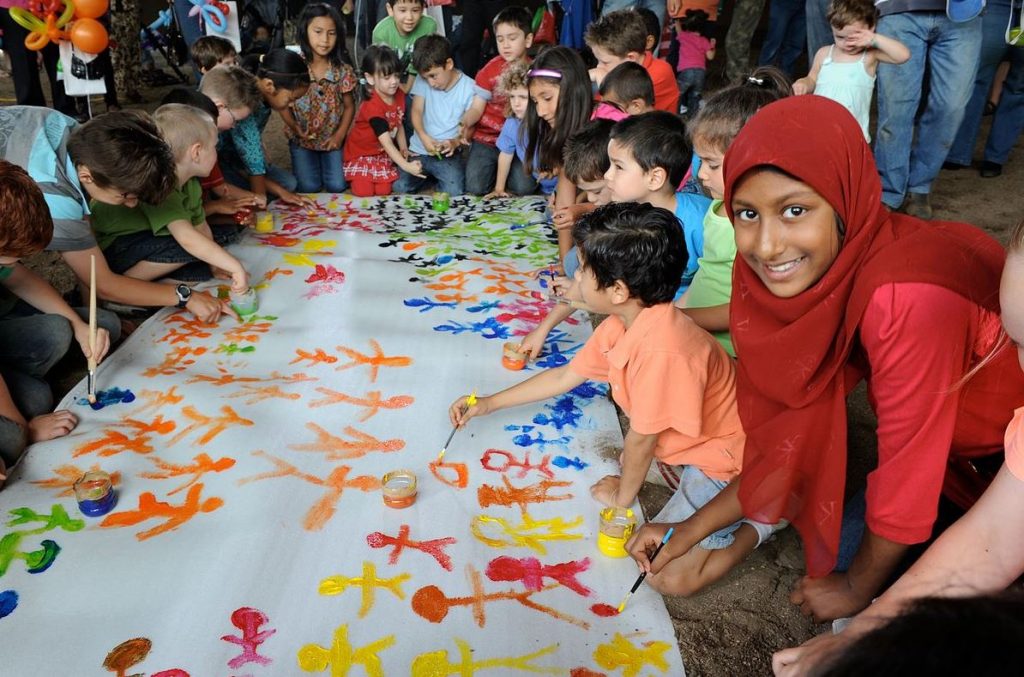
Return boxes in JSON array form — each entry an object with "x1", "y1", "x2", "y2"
[{"x1": 0, "y1": 196, "x2": 686, "y2": 676}]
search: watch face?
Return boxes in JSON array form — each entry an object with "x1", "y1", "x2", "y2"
[{"x1": 176, "y1": 285, "x2": 191, "y2": 302}]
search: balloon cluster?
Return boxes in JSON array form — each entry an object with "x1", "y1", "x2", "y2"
[
  {"x1": 7, "y1": 0, "x2": 110, "y2": 53},
  {"x1": 187, "y1": 0, "x2": 230, "y2": 34}
]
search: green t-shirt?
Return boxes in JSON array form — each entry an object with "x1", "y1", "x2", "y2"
[
  {"x1": 685, "y1": 200, "x2": 736, "y2": 357},
  {"x1": 91, "y1": 178, "x2": 206, "y2": 250},
  {"x1": 371, "y1": 16, "x2": 438, "y2": 74}
]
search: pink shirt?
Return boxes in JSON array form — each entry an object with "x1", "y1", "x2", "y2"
[{"x1": 676, "y1": 32, "x2": 713, "y2": 72}]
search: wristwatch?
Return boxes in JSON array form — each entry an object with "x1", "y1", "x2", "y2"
[{"x1": 174, "y1": 284, "x2": 192, "y2": 309}]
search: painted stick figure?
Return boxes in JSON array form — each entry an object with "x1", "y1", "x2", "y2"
[
  {"x1": 221, "y1": 606, "x2": 275, "y2": 669},
  {"x1": 319, "y1": 561, "x2": 410, "y2": 618},
  {"x1": 411, "y1": 639, "x2": 562, "y2": 676},
  {"x1": 297, "y1": 624, "x2": 394, "y2": 676},
  {"x1": 100, "y1": 484, "x2": 224, "y2": 541},
  {"x1": 366, "y1": 525, "x2": 456, "y2": 571}
]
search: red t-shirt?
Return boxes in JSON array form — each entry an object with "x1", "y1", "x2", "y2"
[
  {"x1": 343, "y1": 90, "x2": 406, "y2": 161},
  {"x1": 643, "y1": 51, "x2": 680, "y2": 113},
  {"x1": 856, "y1": 283, "x2": 1024, "y2": 545},
  {"x1": 200, "y1": 162, "x2": 225, "y2": 198},
  {"x1": 472, "y1": 55, "x2": 518, "y2": 147}
]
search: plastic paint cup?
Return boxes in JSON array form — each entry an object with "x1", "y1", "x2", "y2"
[
  {"x1": 502, "y1": 342, "x2": 528, "y2": 371},
  {"x1": 230, "y1": 287, "x2": 259, "y2": 316},
  {"x1": 382, "y1": 470, "x2": 417, "y2": 509},
  {"x1": 432, "y1": 192, "x2": 450, "y2": 213},
  {"x1": 74, "y1": 471, "x2": 117, "y2": 517},
  {"x1": 597, "y1": 507, "x2": 636, "y2": 558},
  {"x1": 255, "y1": 212, "x2": 274, "y2": 233}
]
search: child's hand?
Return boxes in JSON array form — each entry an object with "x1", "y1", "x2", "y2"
[
  {"x1": 325, "y1": 132, "x2": 345, "y2": 151},
  {"x1": 74, "y1": 323, "x2": 110, "y2": 365},
  {"x1": 792, "y1": 77, "x2": 812, "y2": 96},
  {"x1": 421, "y1": 135, "x2": 441, "y2": 156},
  {"x1": 437, "y1": 139, "x2": 458, "y2": 157},
  {"x1": 230, "y1": 269, "x2": 250, "y2": 294},
  {"x1": 277, "y1": 190, "x2": 318, "y2": 209},
  {"x1": 484, "y1": 189, "x2": 510, "y2": 199},
  {"x1": 28, "y1": 410, "x2": 79, "y2": 443},
  {"x1": 626, "y1": 522, "x2": 677, "y2": 574},
  {"x1": 847, "y1": 29, "x2": 876, "y2": 50},
  {"x1": 590, "y1": 475, "x2": 622, "y2": 507},
  {"x1": 402, "y1": 158, "x2": 426, "y2": 178},
  {"x1": 550, "y1": 275, "x2": 577, "y2": 297},
  {"x1": 517, "y1": 327, "x2": 549, "y2": 360},
  {"x1": 448, "y1": 394, "x2": 491, "y2": 428}
]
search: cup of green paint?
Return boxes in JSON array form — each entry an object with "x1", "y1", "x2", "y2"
[
  {"x1": 230, "y1": 288, "x2": 259, "y2": 317},
  {"x1": 432, "y1": 192, "x2": 450, "y2": 213}
]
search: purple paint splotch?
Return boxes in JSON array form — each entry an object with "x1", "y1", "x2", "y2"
[{"x1": 76, "y1": 387, "x2": 136, "y2": 410}]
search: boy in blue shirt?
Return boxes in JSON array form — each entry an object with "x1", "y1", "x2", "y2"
[{"x1": 395, "y1": 35, "x2": 487, "y2": 196}]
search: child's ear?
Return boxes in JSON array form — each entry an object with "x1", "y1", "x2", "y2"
[
  {"x1": 610, "y1": 279, "x2": 631, "y2": 304},
  {"x1": 646, "y1": 166, "x2": 669, "y2": 192},
  {"x1": 625, "y1": 51, "x2": 643, "y2": 63},
  {"x1": 444, "y1": 58, "x2": 454, "y2": 71},
  {"x1": 626, "y1": 98, "x2": 646, "y2": 115},
  {"x1": 524, "y1": 33, "x2": 534, "y2": 49},
  {"x1": 190, "y1": 142, "x2": 203, "y2": 163},
  {"x1": 77, "y1": 166, "x2": 94, "y2": 184},
  {"x1": 386, "y1": 3, "x2": 394, "y2": 17}
]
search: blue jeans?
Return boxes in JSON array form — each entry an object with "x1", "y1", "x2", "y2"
[
  {"x1": 601, "y1": 0, "x2": 666, "y2": 31},
  {"x1": 946, "y1": 0, "x2": 1024, "y2": 166},
  {"x1": 464, "y1": 143, "x2": 540, "y2": 196},
  {"x1": 394, "y1": 152, "x2": 466, "y2": 195},
  {"x1": 289, "y1": 143, "x2": 347, "y2": 193},
  {"x1": 875, "y1": 12, "x2": 983, "y2": 207},
  {"x1": 222, "y1": 162, "x2": 299, "y2": 196},
  {"x1": 676, "y1": 68, "x2": 706, "y2": 114},
  {"x1": 805, "y1": 0, "x2": 833, "y2": 56},
  {"x1": 104, "y1": 224, "x2": 244, "y2": 282},
  {"x1": 759, "y1": 0, "x2": 807, "y2": 76}
]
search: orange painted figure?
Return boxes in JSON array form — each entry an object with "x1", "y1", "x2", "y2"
[
  {"x1": 296, "y1": 624, "x2": 394, "y2": 676},
  {"x1": 318, "y1": 561, "x2": 411, "y2": 618},
  {"x1": 142, "y1": 346, "x2": 208, "y2": 378},
  {"x1": 308, "y1": 388, "x2": 413, "y2": 420},
  {"x1": 593, "y1": 634, "x2": 672, "y2": 677},
  {"x1": 167, "y1": 406, "x2": 254, "y2": 446},
  {"x1": 140, "y1": 453, "x2": 237, "y2": 495},
  {"x1": 224, "y1": 319, "x2": 275, "y2": 345},
  {"x1": 188, "y1": 368, "x2": 316, "y2": 387},
  {"x1": 410, "y1": 565, "x2": 589, "y2": 630},
  {"x1": 366, "y1": 524, "x2": 457, "y2": 571},
  {"x1": 262, "y1": 267, "x2": 294, "y2": 281},
  {"x1": 101, "y1": 483, "x2": 224, "y2": 541},
  {"x1": 226, "y1": 384, "x2": 302, "y2": 405},
  {"x1": 477, "y1": 477, "x2": 574, "y2": 512},
  {"x1": 290, "y1": 348, "x2": 338, "y2": 366},
  {"x1": 410, "y1": 639, "x2": 561, "y2": 677},
  {"x1": 32, "y1": 464, "x2": 122, "y2": 497},
  {"x1": 239, "y1": 451, "x2": 379, "y2": 530},
  {"x1": 289, "y1": 423, "x2": 405, "y2": 460},
  {"x1": 428, "y1": 460, "x2": 469, "y2": 489},
  {"x1": 130, "y1": 387, "x2": 185, "y2": 416},
  {"x1": 74, "y1": 416, "x2": 177, "y2": 458},
  {"x1": 335, "y1": 340, "x2": 412, "y2": 383}
]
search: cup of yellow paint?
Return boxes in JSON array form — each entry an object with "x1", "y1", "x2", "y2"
[
  {"x1": 255, "y1": 212, "x2": 274, "y2": 233},
  {"x1": 597, "y1": 507, "x2": 636, "y2": 558}
]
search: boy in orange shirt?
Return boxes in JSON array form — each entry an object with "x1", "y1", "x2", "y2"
[
  {"x1": 584, "y1": 9, "x2": 679, "y2": 113},
  {"x1": 450, "y1": 203, "x2": 774, "y2": 594}
]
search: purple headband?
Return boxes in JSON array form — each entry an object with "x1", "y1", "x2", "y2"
[{"x1": 527, "y1": 68, "x2": 562, "y2": 80}]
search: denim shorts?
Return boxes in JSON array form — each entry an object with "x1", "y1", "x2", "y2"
[
  {"x1": 654, "y1": 465, "x2": 744, "y2": 550},
  {"x1": 104, "y1": 224, "x2": 244, "y2": 282}
]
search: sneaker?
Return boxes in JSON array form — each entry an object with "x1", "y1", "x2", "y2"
[
  {"x1": 942, "y1": 161, "x2": 966, "y2": 171},
  {"x1": 980, "y1": 161, "x2": 1003, "y2": 178},
  {"x1": 902, "y1": 192, "x2": 932, "y2": 220}
]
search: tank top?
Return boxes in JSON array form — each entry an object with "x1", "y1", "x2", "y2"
[{"x1": 816, "y1": 46, "x2": 875, "y2": 142}]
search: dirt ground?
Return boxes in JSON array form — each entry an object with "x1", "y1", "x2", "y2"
[{"x1": 1, "y1": 45, "x2": 1021, "y2": 676}]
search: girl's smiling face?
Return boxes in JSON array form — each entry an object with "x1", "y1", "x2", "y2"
[
  {"x1": 308, "y1": 16, "x2": 338, "y2": 59},
  {"x1": 529, "y1": 80, "x2": 561, "y2": 127},
  {"x1": 731, "y1": 169, "x2": 842, "y2": 298}
]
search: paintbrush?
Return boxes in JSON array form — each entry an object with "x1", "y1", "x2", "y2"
[
  {"x1": 617, "y1": 526, "x2": 674, "y2": 613},
  {"x1": 529, "y1": 290, "x2": 586, "y2": 309},
  {"x1": 437, "y1": 391, "x2": 477, "y2": 462},
  {"x1": 87, "y1": 254, "x2": 97, "y2": 404}
]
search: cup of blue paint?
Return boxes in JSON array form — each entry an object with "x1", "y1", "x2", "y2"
[{"x1": 74, "y1": 471, "x2": 117, "y2": 517}]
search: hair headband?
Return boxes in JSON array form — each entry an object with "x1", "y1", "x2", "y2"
[{"x1": 527, "y1": 68, "x2": 562, "y2": 80}]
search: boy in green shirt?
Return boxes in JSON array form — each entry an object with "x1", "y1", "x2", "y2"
[
  {"x1": 91, "y1": 104, "x2": 249, "y2": 294},
  {"x1": 372, "y1": 0, "x2": 437, "y2": 91}
]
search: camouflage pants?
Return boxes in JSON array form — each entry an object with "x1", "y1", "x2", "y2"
[
  {"x1": 725, "y1": 0, "x2": 767, "y2": 84},
  {"x1": 110, "y1": 0, "x2": 143, "y2": 99}
]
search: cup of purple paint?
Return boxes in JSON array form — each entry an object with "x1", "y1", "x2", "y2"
[{"x1": 74, "y1": 470, "x2": 117, "y2": 517}]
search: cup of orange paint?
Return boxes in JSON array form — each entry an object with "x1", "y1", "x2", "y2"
[
  {"x1": 382, "y1": 470, "x2": 418, "y2": 509},
  {"x1": 501, "y1": 342, "x2": 528, "y2": 371},
  {"x1": 597, "y1": 507, "x2": 636, "y2": 558}
]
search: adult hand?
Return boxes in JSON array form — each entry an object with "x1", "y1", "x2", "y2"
[
  {"x1": 448, "y1": 394, "x2": 491, "y2": 428},
  {"x1": 186, "y1": 289, "x2": 239, "y2": 324},
  {"x1": 668, "y1": 0, "x2": 682, "y2": 16},
  {"x1": 74, "y1": 323, "x2": 110, "y2": 364},
  {"x1": 28, "y1": 410, "x2": 78, "y2": 443},
  {"x1": 627, "y1": 522, "x2": 676, "y2": 574},
  {"x1": 791, "y1": 572, "x2": 873, "y2": 622},
  {"x1": 772, "y1": 631, "x2": 857, "y2": 676},
  {"x1": 590, "y1": 475, "x2": 621, "y2": 507}
]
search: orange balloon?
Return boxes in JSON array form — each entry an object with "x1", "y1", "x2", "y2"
[
  {"x1": 69, "y1": 18, "x2": 108, "y2": 53},
  {"x1": 73, "y1": 0, "x2": 109, "y2": 20}
]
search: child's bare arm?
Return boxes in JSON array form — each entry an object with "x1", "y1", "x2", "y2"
[
  {"x1": 459, "y1": 96, "x2": 487, "y2": 144},
  {"x1": 378, "y1": 129, "x2": 425, "y2": 177},
  {"x1": 517, "y1": 303, "x2": 576, "y2": 359},
  {"x1": 679, "y1": 302, "x2": 730, "y2": 332},
  {"x1": 486, "y1": 151, "x2": 515, "y2": 198},
  {"x1": 553, "y1": 172, "x2": 577, "y2": 258},
  {"x1": 864, "y1": 31, "x2": 911, "y2": 65},
  {"x1": 793, "y1": 47, "x2": 827, "y2": 95},
  {"x1": 448, "y1": 365, "x2": 587, "y2": 427},
  {"x1": 591, "y1": 427, "x2": 659, "y2": 507},
  {"x1": 330, "y1": 91, "x2": 357, "y2": 149},
  {"x1": 409, "y1": 96, "x2": 438, "y2": 155},
  {"x1": 277, "y1": 106, "x2": 304, "y2": 138},
  {"x1": 167, "y1": 220, "x2": 248, "y2": 291},
  {"x1": 706, "y1": 37, "x2": 717, "y2": 61}
]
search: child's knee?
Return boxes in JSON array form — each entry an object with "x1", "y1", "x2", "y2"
[
  {"x1": 350, "y1": 178, "x2": 374, "y2": 197},
  {"x1": 374, "y1": 182, "x2": 392, "y2": 196},
  {"x1": 648, "y1": 569, "x2": 704, "y2": 598}
]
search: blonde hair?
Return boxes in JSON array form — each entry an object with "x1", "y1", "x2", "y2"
[
  {"x1": 199, "y1": 65, "x2": 262, "y2": 113},
  {"x1": 497, "y1": 60, "x2": 530, "y2": 116},
  {"x1": 153, "y1": 103, "x2": 217, "y2": 159}
]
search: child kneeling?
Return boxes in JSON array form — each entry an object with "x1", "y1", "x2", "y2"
[{"x1": 450, "y1": 202, "x2": 768, "y2": 595}]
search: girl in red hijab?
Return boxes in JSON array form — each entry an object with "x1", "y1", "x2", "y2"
[{"x1": 627, "y1": 95, "x2": 1024, "y2": 622}]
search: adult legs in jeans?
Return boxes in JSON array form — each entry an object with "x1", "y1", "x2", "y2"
[
  {"x1": 984, "y1": 55, "x2": 1024, "y2": 166},
  {"x1": 805, "y1": 0, "x2": 833, "y2": 57},
  {"x1": 876, "y1": 14, "x2": 981, "y2": 207},
  {"x1": 464, "y1": 143, "x2": 499, "y2": 195},
  {"x1": 601, "y1": 0, "x2": 667, "y2": 31},
  {"x1": 290, "y1": 145, "x2": 347, "y2": 193},
  {"x1": 0, "y1": 13, "x2": 74, "y2": 114},
  {"x1": 759, "y1": 0, "x2": 808, "y2": 77},
  {"x1": 0, "y1": 314, "x2": 74, "y2": 418},
  {"x1": 946, "y1": 0, "x2": 1019, "y2": 166}
]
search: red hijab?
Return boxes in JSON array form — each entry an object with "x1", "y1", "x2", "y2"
[{"x1": 723, "y1": 96, "x2": 1005, "y2": 576}]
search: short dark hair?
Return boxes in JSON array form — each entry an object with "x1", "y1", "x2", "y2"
[
  {"x1": 492, "y1": 6, "x2": 533, "y2": 36},
  {"x1": 386, "y1": 0, "x2": 425, "y2": 7},
  {"x1": 827, "y1": 0, "x2": 878, "y2": 29},
  {"x1": 610, "y1": 111, "x2": 692, "y2": 188},
  {"x1": 0, "y1": 160, "x2": 53, "y2": 256},
  {"x1": 412, "y1": 34, "x2": 452, "y2": 73},
  {"x1": 361, "y1": 44, "x2": 402, "y2": 79},
  {"x1": 297, "y1": 3, "x2": 353, "y2": 68},
  {"x1": 241, "y1": 48, "x2": 310, "y2": 91},
  {"x1": 161, "y1": 87, "x2": 219, "y2": 121},
  {"x1": 585, "y1": 9, "x2": 648, "y2": 57},
  {"x1": 573, "y1": 202, "x2": 686, "y2": 306},
  {"x1": 632, "y1": 6, "x2": 662, "y2": 42},
  {"x1": 688, "y1": 66, "x2": 791, "y2": 151},
  {"x1": 599, "y1": 61, "x2": 654, "y2": 107},
  {"x1": 190, "y1": 35, "x2": 236, "y2": 72},
  {"x1": 563, "y1": 119, "x2": 615, "y2": 183},
  {"x1": 66, "y1": 111, "x2": 177, "y2": 205}
]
